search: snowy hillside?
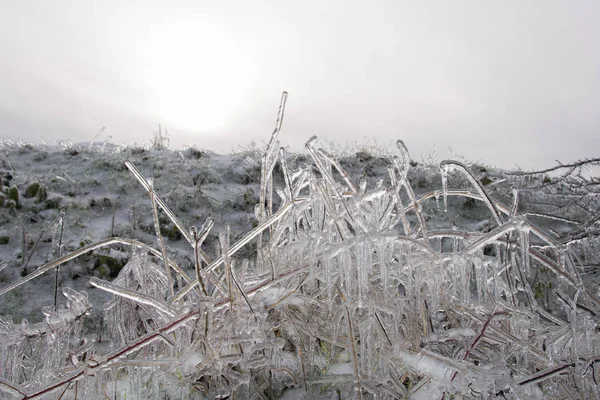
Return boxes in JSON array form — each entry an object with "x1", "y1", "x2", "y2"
[{"x1": 0, "y1": 116, "x2": 599, "y2": 399}]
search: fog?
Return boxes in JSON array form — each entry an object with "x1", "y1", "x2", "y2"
[{"x1": 1, "y1": 1, "x2": 599, "y2": 168}]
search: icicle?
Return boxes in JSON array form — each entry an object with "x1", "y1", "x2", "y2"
[
  {"x1": 520, "y1": 222, "x2": 531, "y2": 278},
  {"x1": 395, "y1": 140, "x2": 411, "y2": 176},
  {"x1": 340, "y1": 249, "x2": 353, "y2": 304},
  {"x1": 87, "y1": 126, "x2": 105, "y2": 152},
  {"x1": 331, "y1": 306, "x2": 346, "y2": 362},
  {"x1": 359, "y1": 178, "x2": 367, "y2": 195},
  {"x1": 317, "y1": 147, "x2": 358, "y2": 194},
  {"x1": 473, "y1": 257, "x2": 484, "y2": 303},
  {"x1": 440, "y1": 163, "x2": 449, "y2": 213},
  {"x1": 356, "y1": 242, "x2": 368, "y2": 308},
  {"x1": 306, "y1": 135, "x2": 319, "y2": 149},
  {"x1": 279, "y1": 147, "x2": 294, "y2": 202},
  {"x1": 378, "y1": 241, "x2": 389, "y2": 300},
  {"x1": 324, "y1": 258, "x2": 334, "y2": 305},
  {"x1": 452, "y1": 224, "x2": 459, "y2": 252},
  {"x1": 510, "y1": 187, "x2": 519, "y2": 218},
  {"x1": 101, "y1": 135, "x2": 112, "y2": 153}
]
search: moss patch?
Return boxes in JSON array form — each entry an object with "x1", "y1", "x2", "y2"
[
  {"x1": 161, "y1": 225, "x2": 182, "y2": 241},
  {"x1": 463, "y1": 198, "x2": 477, "y2": 209},
  {"x1": 94, "y1": 255, "x2": 128, "y2": 279},
  {"x1": 480, "y1": 176, "x2": 492, "y2": 186},
  {"x1": 36, "y1": 185, "x2": 48, "y2": 202},
  {"x1": 90, "y1": 197, "x2": 113, "y2": 209},
  {"x1": 24, "y1": 182, "x2": 41, "y2": 198},
  {"x1": 7, "y1": 186, "x2": 18, "y2": 204},
  {"x1": 45, "y1": 198, "x2": 61, "y2": 210}
]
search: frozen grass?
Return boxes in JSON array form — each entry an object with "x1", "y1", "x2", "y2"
[{"x1": 1, "y1": 93, "x2": 600, "y2": 399}]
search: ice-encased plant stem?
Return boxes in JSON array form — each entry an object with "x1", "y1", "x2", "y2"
[{"x1": 0, "y1": 92, "x2": 599, "y2": 399}]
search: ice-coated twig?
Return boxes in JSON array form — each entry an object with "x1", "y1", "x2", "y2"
[
  {"x1": 219, "y1": 226, "x2": 235, "y2": 308},
  {"x1": 0, "y1": 378, "x2": 26, "y2": 397},
  {"x1": 259, "y1": 92, "x2": 288, "y2": 219},
  {"x1": 298, "y1": 346, "x2": 307, "y2": 391},
  {"x1": 87, "y1": 126, "x2": 106, "y2": 152},
  {"x1": 20, "y1": 222, "x2": 49, "y2": 270},
  {"x1": 305, "y1": 136, "x2": 354, "y2": 223},
  {"x1": 315, "y1": 179, "x2": 348, "y2": 240},
  {"x1": 0, "y1": 237, "x2": 185, "y2": 297},
  {"x1": 267, "y1": 91, "x2": 288, "y2": 154},
  {"x1": 459, "y1": 307, "x2": 550, "y2": 362},
  {"x1": 230, "y1": 268, "x2": 254, "y2": 313},
  {"x1": 20, "y1": 368, "x2": 86, "y2": 400},
  {"x1": 3, "y1": 93, "x2": 599, "y2": 398},
  {"x1": 448, "y1": 309, "x2": 507, "y2": 386},
  {"x1": 148, "y1": 177, "x2": 174, "y2": 298},
  {"x1": 20, "y1": 310, "x2": 201, "y2": 399},
  {"x1": 391, "y1": 156, "x2": 428, "y2": 241},
  {"x1": 374, "y1": 311, "x2": 393, "y2": 347},
  {"x1": 279, "y1": 147, "x2": 295, "y2": 203},
  {"x1": 267, "y1": 273, "x2": 309, "y2": 311},
  {"x1": 90, "y1": 277, "x2": 177, "y2": 318},
  {"x1": 413, "y1": 189, "x2": 582, "y2": 251},
  {"x1": 334, "y1": 288, "x2": 363, "y2": 398},
  {"x1": 394, "y1": 140, "x2": 430, "y2": 240},
  {"x1": 172, "y1": 201, "x2": 293, "y2": 302},
  {"x1": 317, "y1": 148, "x2": 358, "y2": 195},
  {"x1": 346, "y1": 304, "x2": 363, "y2": 399},
  {"x1": 53, "y1": 209, "x2": 65, "y2": 310},
  {"x1": 125, "y1": 160, "x2": 194, "y2": 246},
  {"x1": 506, "y1": 157, "x2": 600, "y2": 176},
  {"x1": 524, "y1": 212, "x2": 580, "y2": 224},
  {"x1": 388, "y1": 167, "x2": 412, "y2": 236},
  {"x1": 440, "y1": 160, "x2": 504, "y2": 226},
  {"x1": 191, "y1": 218, "x2": 214, "y2": 296},
  {"x1": 510, "y1": 187, "x2": 519, "y2": 217},
  {"x1": 20, "y1": 264, "x2": 319, "y2": 398}
]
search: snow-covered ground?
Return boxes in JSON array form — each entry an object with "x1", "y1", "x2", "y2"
[{"x1": 0, "y1": 134, "x2": 598, "y2": 399}]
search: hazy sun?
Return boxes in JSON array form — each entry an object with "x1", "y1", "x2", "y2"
[{"x1": 139, "y1": 17, "x2": 256, "y2": 132}]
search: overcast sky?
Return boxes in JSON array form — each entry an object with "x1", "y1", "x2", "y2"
[{"x1": 0, "y1": 1, "x2": 598, "y2": 168}]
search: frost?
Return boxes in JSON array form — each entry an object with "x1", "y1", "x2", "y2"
[{"x1": 1, "y1": 93, "x2": 599, "y2": 399}]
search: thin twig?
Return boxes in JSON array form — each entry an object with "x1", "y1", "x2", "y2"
[{"x1": 149, "y1": 178, "x2": 174, "y2": 298}]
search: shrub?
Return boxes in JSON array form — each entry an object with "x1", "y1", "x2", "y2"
[
  {"x1": 44, "y1": 198, "x2": 61, "y2": 209},
  {"x1": 36, "y1": 185, "x2": 48, "y2": 202},
  {"x1": 184, "y1": 147, "x2": 204, "y2": 160},
  {"x1": 463, "y1": 197, "x2": 477, "y2": 209},
  {"x1": 480, "y1": 175, "x2": 492, "y2": 186},
  {"x1": 24, "y1": 182, "x2": 41, "y2": 198},
  {"x1": 4, "y1": 199, "x2": 16, "y2": 211},
  {"x1": 94, "y1": 254, "x2": 128, "y2": 279},
  {"x1": 160, "y1": 224, "x2": 182, "y2": 241},
  {"x1": 2, "y1": 172, "x2": 13, "y2": 184},
  {"x1": 33, "y1": 151, "x2": 47, "y2": 162},
  {"x1": 0, "y1": 94, "x2": 598, "y2": 399},
  {"x1": 90, "y1": 197, "x2": 113, "y2": 209},
  {"x1": 355, "y1": 150, "x2": 373, "y2": 162},
  {"x1": 243, "y1": 187, "x2": 256, "y2": 206},
  {"x1": 241, "y1": 165, "x2": 261, "y2": 184},
  {"x1": 7, "y1": 186, "x2": 18, "y2": 204}
]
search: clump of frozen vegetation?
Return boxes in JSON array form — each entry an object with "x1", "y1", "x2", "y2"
[{"x1": 1, "y1": 92, "x2": 600, "y2": 399}]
